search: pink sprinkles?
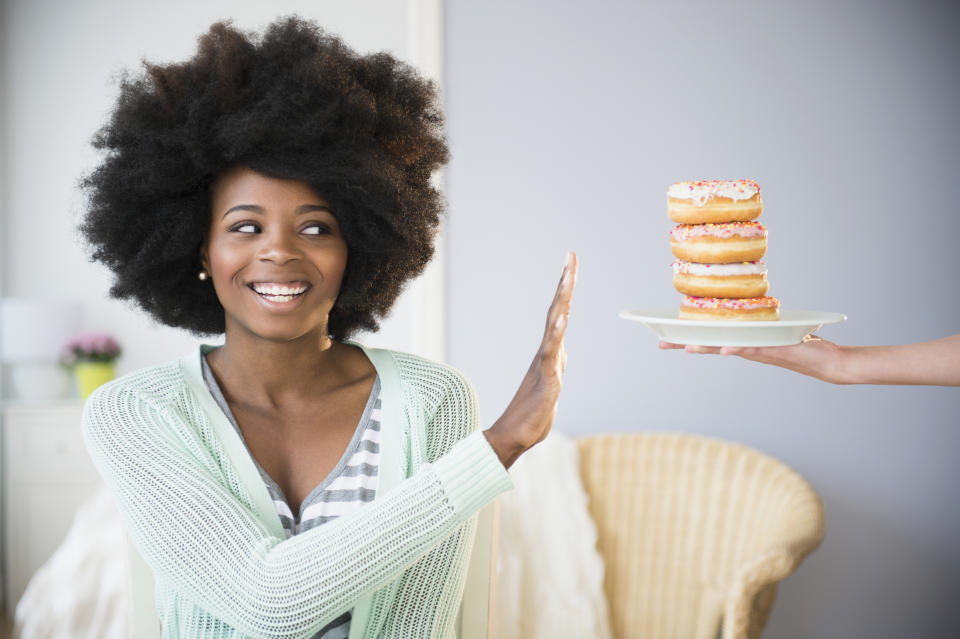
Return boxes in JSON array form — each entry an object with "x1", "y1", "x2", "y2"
[
  {"x1": 670, "y1": 222, "x2": 767, "y2": 240},
  {"x1": 682, "y1": 295, "x2": 779, "y2": 310}
]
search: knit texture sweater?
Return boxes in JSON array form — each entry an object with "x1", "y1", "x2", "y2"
[{"x1": 81, "y1": 341, "x2": 514, "y2": 639}]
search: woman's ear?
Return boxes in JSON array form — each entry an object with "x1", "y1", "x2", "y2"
[{"x1": 198, "y1": 235, "x2": 210, "y2": 272}]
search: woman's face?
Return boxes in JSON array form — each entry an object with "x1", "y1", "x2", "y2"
[{"x1": 200, "y1": 165, "x2": 348, "y2": 342}]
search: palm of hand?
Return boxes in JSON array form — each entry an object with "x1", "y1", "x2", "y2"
[{"x1": 486, "y1": 253, "x2": 577, "y2": 468}]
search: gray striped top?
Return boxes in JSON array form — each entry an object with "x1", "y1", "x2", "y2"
[{"x1": 201, "y1": 351, "x2": 382, "y2": 639}]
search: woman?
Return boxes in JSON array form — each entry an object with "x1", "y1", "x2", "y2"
[{"x1": 78, "y1": 16, "x2": 577, "y2": 638}]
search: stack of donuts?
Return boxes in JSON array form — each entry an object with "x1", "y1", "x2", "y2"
[{"x1": 668, "y1": 179, "x2": 780, "y2": 320}]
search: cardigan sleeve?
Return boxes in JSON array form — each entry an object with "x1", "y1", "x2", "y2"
[{"x1": 81, "y1": 378, "x2": 512, "y2": 639}]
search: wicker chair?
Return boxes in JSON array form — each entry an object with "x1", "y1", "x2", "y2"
[{"x1": 577, "y1": 433, "x2": 825, "y2": 639}]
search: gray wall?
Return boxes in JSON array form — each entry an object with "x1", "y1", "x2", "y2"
[{"x1": 445, "y1": 1, "x2": 960, "y2": 637}]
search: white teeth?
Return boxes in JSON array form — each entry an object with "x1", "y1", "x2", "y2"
[{"x1": 252, "y1": 283, "x2": 308, "y2": 296}]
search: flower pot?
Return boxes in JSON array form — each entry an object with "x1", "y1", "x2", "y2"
[{"x1": 74, "y1": 361, "x2": 116, "y2": 399}]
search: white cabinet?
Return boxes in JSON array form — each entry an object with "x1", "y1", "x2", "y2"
[{"x1": 1, "y1": 401, "x2": 102, "y2": 616}]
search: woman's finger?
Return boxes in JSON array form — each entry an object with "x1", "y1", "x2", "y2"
[
  {"x1": 556, "y1": 340, "x2": 568, "y2": 381},
  {"x1": 719, "y1": 346, "x2": 749, "y2": 356},
  {"x1": 545, "y1": 252, "x2": 577, "y2": 330},
  {"x1": 684, "y1": 344, "x2": 723, "y2": 354},
  {"x1": 539, "y1": 312, "x2": 569, "y2": 369},
  {"x1": 542, "y1": 252, "x2": 578, "y2": 350},
  {"x1": 658, "y1": 341, "x2": 686, "y2": 350}
]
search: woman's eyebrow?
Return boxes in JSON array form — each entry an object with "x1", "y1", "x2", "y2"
[{"x1": 222, "y1": 204, "x2": 333, "y2": 220}]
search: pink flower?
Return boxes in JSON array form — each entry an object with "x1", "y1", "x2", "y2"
[{"x1": 59, "y1": 332, "x2": 122, "y2": 366}]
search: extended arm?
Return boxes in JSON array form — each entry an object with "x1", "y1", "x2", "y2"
[
  {"x1": 660, "y1": 333, "x2": 960, "y2": 386},
  {"x1": 380, "y1": 251, "x2": 580, "y2": 633}
]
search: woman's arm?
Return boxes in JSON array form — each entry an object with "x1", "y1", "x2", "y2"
[
  {"x1": 484, "y1": 251, "x2": 578, "y2": 468},
  {"x1": 377, "y1": 252, "x2": 581, "y2": 633},
  {"x1": 82, "y1": 382, "x2": 511, "y2": 639},
  {"x1": 659, "y1": 333, "x2": 960, "y2": 386}
]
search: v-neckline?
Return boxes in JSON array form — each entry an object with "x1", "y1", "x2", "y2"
[
  {"x1": 177, "y1": 341, "x2": 413, "y2": 638},
  {"x1": 179, "y1": 342, "x2": 406, "y2": 540},
  {"x1": 199, "y1": 347, "x2": 381, "y2": 522}
]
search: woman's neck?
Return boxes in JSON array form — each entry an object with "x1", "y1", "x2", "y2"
[{"x1": 205, "y1": 334, "x2": 365, "y2": 412}]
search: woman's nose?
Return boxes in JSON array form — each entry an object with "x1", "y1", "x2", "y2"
[{"x1": 256, "y1": 227, "x2": 303, "y2": 264}]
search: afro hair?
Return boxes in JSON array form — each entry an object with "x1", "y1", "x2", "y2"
[{"x1": 78, "y1": 15, "x2": 449, "y2": 340}]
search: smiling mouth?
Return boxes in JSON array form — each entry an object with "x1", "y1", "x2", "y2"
[{"x1": 247, "y1": 283, "x2": 311, "y2": 303}]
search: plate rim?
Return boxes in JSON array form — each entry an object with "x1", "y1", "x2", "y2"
[{"x1": 618, "y1": 308, "x2": 847, "y2": 328}]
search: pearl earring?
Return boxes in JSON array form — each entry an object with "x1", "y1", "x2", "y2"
[{"x1": 198, "y1": 271, "x2": 208, "y2": 281}]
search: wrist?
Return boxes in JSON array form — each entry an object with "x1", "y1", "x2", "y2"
[{"x1": 483, "y1": 427, "x2": 526, "y2": 470}]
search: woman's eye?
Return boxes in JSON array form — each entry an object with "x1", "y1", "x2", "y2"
[
  {"x1": 302, "y1": 223, "x2": 329, "y2": 235},
  {"x1": 230, "y1": 222, "x2": 330, "y2": 235}
]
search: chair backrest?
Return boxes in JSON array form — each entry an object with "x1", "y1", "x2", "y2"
[
  {"x1": 576, "y1": 432, "x2": 824, "y2": 639},
  {"x1": 126, "y1": 499, "x2": 500, "y2": 638}
]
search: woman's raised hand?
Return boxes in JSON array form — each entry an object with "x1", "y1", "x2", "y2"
[{"x1": 483, "y1": 251, "x2": 578, "y2": 469}]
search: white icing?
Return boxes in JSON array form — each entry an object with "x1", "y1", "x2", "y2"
[
  {"x1": 667, "y1": 180, "x2": 760, "y2": 207},
  {"x1": 672, "y1": 261, "x2": 767, "y2": 276}
]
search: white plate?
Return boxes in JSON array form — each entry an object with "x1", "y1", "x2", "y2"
[{"x1": 619, "y1": 309, "x2": 847, "y2": 347}]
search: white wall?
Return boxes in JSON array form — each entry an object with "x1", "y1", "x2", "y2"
[
  {"x1": 445, "y1": 1, "x2": 960, "y2": 638},
  {"x1": 0, "y1": 0, "x2": 443, "y2": 392}
]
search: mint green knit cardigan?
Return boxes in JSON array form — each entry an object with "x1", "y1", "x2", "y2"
[{"x1": 81, "y1": 342, "x2": 514, "y2": 638}]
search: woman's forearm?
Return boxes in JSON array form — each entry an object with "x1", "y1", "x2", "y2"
[
  {"x1": 840, "y1": 335, "x2": 960, "y2": 386},
  {"x1": 666, "y1": 333, "x2": 960, "y2": 387}
]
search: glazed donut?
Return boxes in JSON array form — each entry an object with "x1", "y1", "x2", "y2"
[
  {"x1": 672, "y1": 260, "x2": 769, "y2": 299},
  {"x1": 668, "y1": 179, "x2": 762, "y2": 224},
  {"x1": 670, "y1": 222, "x2": 767, "y2": 264},
  {"x1": 678, "y1": 295, "x2": 780, "y2": 321}
]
